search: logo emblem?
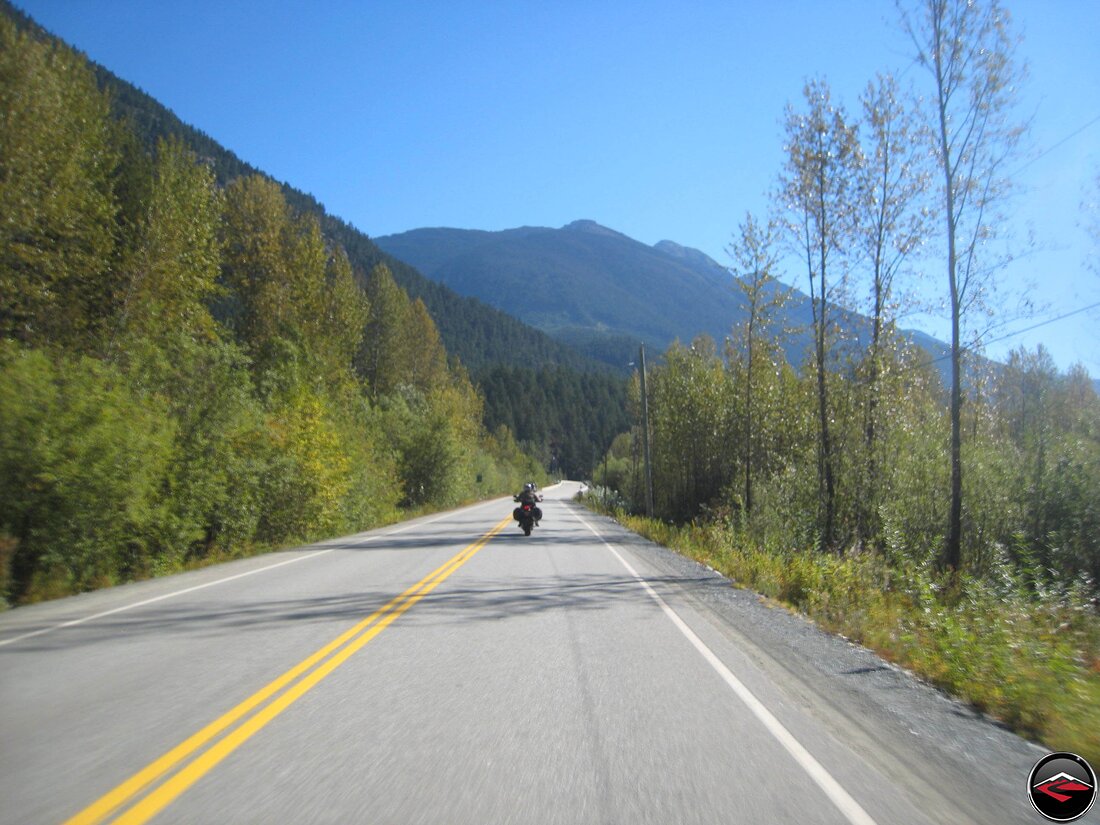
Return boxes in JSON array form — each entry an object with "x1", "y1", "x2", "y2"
[{"x1": 1029, "y1": 752, "x2": 1096, "y2": 822}]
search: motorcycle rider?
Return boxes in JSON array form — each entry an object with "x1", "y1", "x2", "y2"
[{"x1": 514, "y1": 482, "x2": 543, "y2": 526}]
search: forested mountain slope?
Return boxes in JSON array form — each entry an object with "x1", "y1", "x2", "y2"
[
  {"x1": 2, "y1": 0, "x2": 630, "y2": 488},
  {"x1": 0, "y1": 4, "x2": 625, "y2": 607},
  {"x1": 377, "y1": 221, "x2": 754, "y2": 359},
  {"x1": 1, "y1": 1, "x2": 592, "y2": 375}
]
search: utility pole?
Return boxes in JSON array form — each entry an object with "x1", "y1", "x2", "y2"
[{"x1": 639, "y1": 344, "x2": 654, "y2": 517}]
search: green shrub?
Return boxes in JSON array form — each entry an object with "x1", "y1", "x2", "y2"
[
  {"x1": 255, "y1": 388, "x2": 352, "y2": 543},
  {"x1": 120, "y1": 334, "x2": 269, "y2": 567},
  {"x1": 0, "y1": 348, "x2": 172, "y2": 599},
  {"x1": 0, "y1": 533, "x2": 16, "y2": 608}
]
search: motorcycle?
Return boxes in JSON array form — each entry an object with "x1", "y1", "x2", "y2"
[{"x1": 512, "y1": 497, "x2": 542, "y2": 536}]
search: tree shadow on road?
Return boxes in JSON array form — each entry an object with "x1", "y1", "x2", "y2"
[{"x1": 6, "y1": 568, "x2": 728, "y2": 652}]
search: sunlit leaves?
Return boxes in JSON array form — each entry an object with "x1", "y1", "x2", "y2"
[
  {"x1": 112, "y1": 137, "x2": 222, "y2": 353},
  {"x1": 221, "y1": 175, "x2": 329, "y2": 364},
  {"x1": 645, "y1": 337, "x2": 735, "y2": 521},
  {"x1": 0, "y1": 348, "x2": 173, "y2": 593},
  {"x1": 0, "y1": 24, "x2": 540, "y2": 602},
  {"x1": 0, "y1": 17, "x2": 119, "y2": 348},
  {"x1": 779, "y1": 78, "x2": 862, "y2": 549},
  {"x1": 726, "y1": 212, "x2": 791, "y2": 514}
]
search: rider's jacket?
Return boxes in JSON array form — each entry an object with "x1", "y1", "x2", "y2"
[{"x1": 515, "y1": 489, "x2": 540, "y2": 505}]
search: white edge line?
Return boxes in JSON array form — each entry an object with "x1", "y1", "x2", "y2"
[
  {"x1": 568, "y1": 506, "x2": 879, "y2": 825},
  {"x1": 0, "y1": 506, "x2": 472, "y2": 648}
]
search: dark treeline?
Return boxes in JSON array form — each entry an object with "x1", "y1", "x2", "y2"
[
  {"x1": 549, "y1": 327, "x2": 643, "y2": 371},
  {"x1": 0, "y1": 14, "x2": 546, "y2": 604},
  {"x1": 478, "y1": 366, "x2": 631, "y2": 480}
]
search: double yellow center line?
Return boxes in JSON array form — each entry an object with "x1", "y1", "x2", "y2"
[{"x1": 65, "y1": 516, "x2": 511, "y2": 825}]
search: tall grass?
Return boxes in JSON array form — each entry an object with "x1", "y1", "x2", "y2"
[{"x1": 581, "y1": 496, "x2": 1100, "y2": 765}]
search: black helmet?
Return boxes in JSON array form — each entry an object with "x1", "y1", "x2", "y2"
[{"x1": 524, "y1": 482, "x2": 536, "y2": 492}]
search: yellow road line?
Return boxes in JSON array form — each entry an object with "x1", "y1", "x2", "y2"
[{"x1": 63, "y1": 517, "x2": 510, "y2": 825}]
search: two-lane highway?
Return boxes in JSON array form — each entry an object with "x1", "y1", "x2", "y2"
[{"x1": 0, "y1": 483, "x2": 1070, "y2": 823}]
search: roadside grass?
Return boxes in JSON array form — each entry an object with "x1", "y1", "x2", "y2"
[{"x1": 581, "y1": 497, "x2": 1100, "y2": 766}]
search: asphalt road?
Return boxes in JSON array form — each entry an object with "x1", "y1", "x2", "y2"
[{"x1": 0, "y1": 482, "x2": 1091, "y2": 824}]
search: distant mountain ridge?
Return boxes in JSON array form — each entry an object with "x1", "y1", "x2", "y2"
[
  {"x1": 377, "y1": 221, "x2": 755, "y2": 364},
  {"x1": 378, "y1": 220, "x2": 954, "y2": 372}
]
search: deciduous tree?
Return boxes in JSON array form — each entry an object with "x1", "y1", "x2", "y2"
[
  {"x1": 854, "y1": 73, "x2": 927, "y2": 545},
  {"x1": 726, "y1": 212, "x2": 789, "y2": 515},
  {"x1": 780, "y1": 78, "x2": 861, "y2": 550},
  {"x1": 900, "y1": 0, "x2": 1025, "y2": 571},
  {"x1": 0, "y1": 17, "x2": 119, "y2": 348},
  {"x1": 221, "y1": 175, "x2": 327, "y2": 370},
  {"x1": 111, "y1": 137, "x2": 222, "y2": 354}
]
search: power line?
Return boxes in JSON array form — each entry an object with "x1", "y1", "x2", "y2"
[
  {"x1": 862, "y1": 301, "x2": 1100, "y2": 383},
  {"x1": 980, "y1": 301, "x2": 1100, "y2": 349},
  {"x1": 1013, "y1": 112, "x2": 1100, "y2": 176}
]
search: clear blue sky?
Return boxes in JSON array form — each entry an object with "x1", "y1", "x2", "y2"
[{"x1": 16, "y1": 0, "x2": 1099, "y2": 373}]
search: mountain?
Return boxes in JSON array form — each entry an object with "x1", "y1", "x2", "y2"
[
  {"x1": 380, "y1": 221, "x2": 901, "y2": 365},
  {"x1": 377, "y1": 221, "x2": 748, "y2": 364}
]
